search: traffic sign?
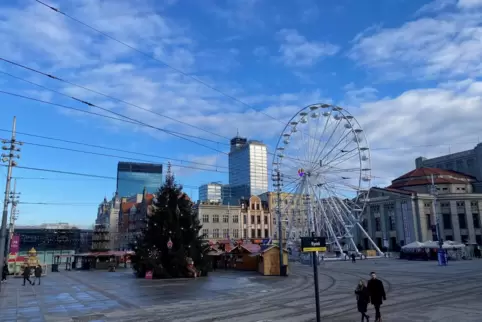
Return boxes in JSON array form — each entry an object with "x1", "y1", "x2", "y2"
[{"x1": 301, "y1": 236, "x2": 326, "y2": 252}]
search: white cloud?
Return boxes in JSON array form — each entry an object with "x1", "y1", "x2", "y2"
[
  {"x1": 457, "y1": 0, "x2": 482, "y2": 9},
  {"x1": 276, "y1": 29, "x2": 339, "y2": 67},
  {"x1": 350, "y1": 2, "x2": 482, "y2": 80}
]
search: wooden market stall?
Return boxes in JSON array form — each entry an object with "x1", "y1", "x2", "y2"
[
  {"x1": 229, "y1": 244, "x2": 260, "y2": 271},
  {"x1": 257, "y1": 245, "x2": 289, "y2": 276},
  {"x1": 73, "y1": 251, "x2": 133, "y2": 270}
]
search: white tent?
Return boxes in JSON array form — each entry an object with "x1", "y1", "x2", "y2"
[
  {"x1": 421, "y1": 240, "x2": 466, "y2": 249},
  {"x1": 402, "y1": 241, "x2": 424, "y2": 249},
  {"x1": 421, "y1": 240, "x2": 439, "y2": 248},
  {"x1": 443, "y1": 240, "x2": 465, "y2": 249}
]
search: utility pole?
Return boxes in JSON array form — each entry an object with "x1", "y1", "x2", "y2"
[
  {"x1": 6, "y1": 179, "x2": 20, "y2": 256},
  {"x1": 430, "y1": 174, "x2": 445, "y2": 266},
  {"x1": 0, "y1": 117, "x2": 21, "y2": 288},
  {"x1": 272, "y1": 169, "x2": 284, "y2": 276}
]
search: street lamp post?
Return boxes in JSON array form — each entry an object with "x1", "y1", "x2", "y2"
[{"x1": 430, "y1": 174, "x2": 445, "y2": 266}]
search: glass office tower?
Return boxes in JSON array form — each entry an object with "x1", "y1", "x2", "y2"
[
  {"x1": 116, "y1": 162, "x2": 163, "y2": 197},
  {"x1": 227, "y1": 136, "x2": 268, "y2": 202},
  {"x1": 198, "y1": 183, "x2": 223, "y2": 203}
]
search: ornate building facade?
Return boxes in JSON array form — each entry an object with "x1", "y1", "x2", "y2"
[{"x1": 358, "y1": 168, "x2": 482, "y2": 250}]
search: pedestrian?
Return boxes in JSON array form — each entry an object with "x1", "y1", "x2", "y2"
[
  {"x1": 355, "y1": 279, "x2": 370, "y2": 322},
  {"x1": 351, "y1": 253, "x2": 357, "y2": 263},
  {"x1": 22, "y1": 266, "x2": 33, "y2": 286},
  {"x1": 34, "y1": 265, "x2": 43, "y2": 285},
  {"x1": 367, "y1": 271, "x2": 386, "y2": 322},
  {"x1": 1, "y1": 261, "x2": 8, "y2": 283}
]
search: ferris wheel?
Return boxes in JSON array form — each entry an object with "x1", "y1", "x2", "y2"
[{"x1": 272, "y1": 103, "x2": 383, "y2": 256}]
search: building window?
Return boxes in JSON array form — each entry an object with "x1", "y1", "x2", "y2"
[
  {"x1": 256, "y1": 204, "x2": 260, "y2": 210},
  {"x1": 426, "y1": 214, "x2": 432, "y2": 229},
  {"x1": 251, "y1": 203, "x2": 255, "y2": 210},
  {"x1": 223, "y1": 214, "x2": 229, "y2": 223},
  {"x1": 375, "y1": 218, "x2": 381, "y2": 231},
  {"x1": 362, "y1": 219, "x2": 368, "y2": 230},
  {"x1": 212, "y1": 229, "x2": 220, "y2": 238},
  {"x1": 445, "y1": 235, "x2": 453, "y2": 241},
  {"x1": 213, "y1": 215, "x2": 219, "y2": 223},
  {"x1": 233, "y1": 215, "x2": 239, "y2": 223},
  {"x1": 244, "y1": 215, "x2": 247, "y2": 224},
  {"x1": 222, "y1": 228, "x2": 229, "y2": 238},
  {"x1": 443, "y1": 214, "x2": 452, "y2": 229},
  {"x1": 264, "y1": 229, "x2": 269, "y2": 237},
  {"x1": 461, "y1": 235, "x2": 468, "y2": 243},
  {"x1": 456, "y1": 201, "x2": 464, "y2": 207},
  {"x1": 251, "y1": 229, "x2": 255, "y2": 237},
  {"x1": 458, "y1": 213, "x2": 467, "y2": 229},
  {"x1": 233, "y1": 229, "x2": 239, "y2": 239},
  {"x1": 476, "y1": 235, "x2": 482, "y2": 245},
  {"x1": 202, "y1": 214, "x2": 209, "y2": 223},
  {"x1": 257, "y1": 216, "x2": 261, "y2": 224},
  {"x1": 473, "y1": 214, "x2": 480, "y2": 229},
  {"x1": 251, "y1": 215, "x2": 255, "y2": 223},
  {"x1": 389, "y1": 216, "x2": 395, "y2": 231},
  {"x1": 273, "y1": 217, "x2": 276, "y2": 225},
  {"x1": 257, "y1": 229, "x2": 262, "y2": 237},
  {"x1": 202, "y1": 228, "x2": 209, "y2": 237},
  {"x1": 264, "y1": 215, "x2": 268, "y2": 224},
  {"x1": 243, "y1": 229, "x2": 247, "y2": 238}
]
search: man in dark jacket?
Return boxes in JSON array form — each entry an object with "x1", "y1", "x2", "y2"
[
  {"x1": 22, "y1": 266, "x2": 33, "y2": 286},
  {"x1": 34, "y1": 265, "x2": 43, "y2": 285},
  {"x1": 1, "y1": 262, "x2": 8, "y2": 283},
  {"x1": 367, "y1": 271, "x2": 386, "y2": 322}
]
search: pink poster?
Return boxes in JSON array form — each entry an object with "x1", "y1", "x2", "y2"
[
  {"x1": 10, "y1": 235, "x2": 20, "y2": 254},
  {"x1": 145, "y1": 270, "x2": 153, "y2": 279}
]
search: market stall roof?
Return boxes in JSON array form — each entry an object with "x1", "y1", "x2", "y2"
[{"x1": 75, "y1": 251, "x2": 134, "y2": 257}]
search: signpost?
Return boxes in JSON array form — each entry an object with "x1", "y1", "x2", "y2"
[{"x1": 301, "y1": 234, "x2": 326, "y2": 322}]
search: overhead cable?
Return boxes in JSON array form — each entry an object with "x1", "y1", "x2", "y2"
[
  {"x1": 33, "y1": 0, "x2": 285, "y2": 126},
  {"x1": 0, "y1": 57, "x2": 229, "y2": 140},
  {"x1": 0, "y1": 128, "x2": 228, "y2": 169}
]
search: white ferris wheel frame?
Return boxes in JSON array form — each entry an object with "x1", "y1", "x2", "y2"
[{"x1": 272, "y1": 103, "x2": 384, "y2": 256}]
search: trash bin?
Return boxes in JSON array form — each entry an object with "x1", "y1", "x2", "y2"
[
  {"x1": 51, "y1": 264, "x2": 59, "y2": 272},
  {"x1": 280, "y1": 265, "x2": 288, "y2": 276}
]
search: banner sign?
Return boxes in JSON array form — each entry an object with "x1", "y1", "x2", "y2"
[
  {"x1": 301, "y1": 237, "x2": 326, "y2": 252},
  {"x1": 10, "y1": 235, "x2": 20, "y2": 254}
]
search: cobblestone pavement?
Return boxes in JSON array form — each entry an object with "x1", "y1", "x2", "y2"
[{"x1": 1, "y1": 259, "x2": 482, "y2": 321}]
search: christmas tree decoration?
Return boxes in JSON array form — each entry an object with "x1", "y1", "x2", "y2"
[{"x1": 130, "y1": 165, "x2": 209, "y2": 279}]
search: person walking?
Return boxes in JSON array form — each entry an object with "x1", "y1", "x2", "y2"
[
  {"x1": 367, "y1": 271, "x2": 386, "y2": 322},
  {"x1": 1, "y1": 261, "x2": 9, "y2": 283},
  {"x1": 34, "y1": 265, "x2": 43, "y2": 285},
  {"x1": 22, "y1": 266, "x2": 33, "y2": 286},
  {"x1": 351, "y1": 253, "x2": 357, "y2": 263},
  {"x1": 355, "y1": 279, "x2": 370, "y2": 321}
]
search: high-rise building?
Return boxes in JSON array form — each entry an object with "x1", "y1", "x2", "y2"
[
  {"x1": 227, "y1": 136, "x2": 268, "y2": 203},
  {"x1": 116, "y1": 162, "x2": 163, "y2": 198},
  {"x1": 199, "y1": 183, "x2": 223, "y2": 203}
]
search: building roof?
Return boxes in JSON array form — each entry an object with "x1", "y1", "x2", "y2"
[{"x1": 389, "y1": 167, "x2": 475, "y2": 189}]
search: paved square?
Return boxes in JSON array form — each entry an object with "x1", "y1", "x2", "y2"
[{"x1": 1, "y1": 259, "x2": 482, "y2": 321}]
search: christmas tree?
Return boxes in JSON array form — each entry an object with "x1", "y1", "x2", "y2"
[{"x1": 131, "y1": 164, "x2": 209, "y2": 278}]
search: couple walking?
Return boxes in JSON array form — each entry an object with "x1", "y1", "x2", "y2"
[
  {"x1": 355, "y1": 271, "x2": 386, "y2": 322},
  {"x1": 22, "y1": 265, "x2": 43, "y2": 286}
]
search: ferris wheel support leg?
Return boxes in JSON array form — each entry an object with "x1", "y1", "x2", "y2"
[
  {"x1": 348, "y1": 237, "x2": 360, "y2": 255},
  {"x1": 355, "y1": 222, "x2": 384, "y2": 256}
]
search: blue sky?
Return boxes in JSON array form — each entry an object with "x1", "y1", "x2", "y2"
[{"x1": 1, "y1": 0, "x2": 482, "y2": 227}]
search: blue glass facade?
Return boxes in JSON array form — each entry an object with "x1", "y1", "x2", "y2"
[{"x1": 116, "y1": 162, "x2": 163, "y2": 197}]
